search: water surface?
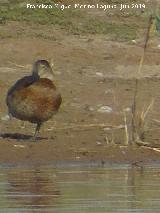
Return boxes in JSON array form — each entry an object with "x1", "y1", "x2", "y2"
[{"x1": 0, "y1": 164, "x2": 160, "y2": 212}]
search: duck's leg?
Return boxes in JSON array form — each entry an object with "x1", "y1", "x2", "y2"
[{"x1": 32, "y1": 122, "x2": 42, "y2": 141}]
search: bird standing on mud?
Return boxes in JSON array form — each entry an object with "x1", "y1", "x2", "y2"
[{"x1": 6, "y1": 59, "x2": 62, "y2": 140}]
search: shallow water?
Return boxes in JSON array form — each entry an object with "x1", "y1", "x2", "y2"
[{"x1": 0, "y1": 164, "x2": 160, "y2": 212}]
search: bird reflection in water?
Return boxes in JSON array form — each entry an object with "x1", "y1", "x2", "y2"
[{"x1": 5, "y1": 168, "x2": 60, "y2": 210}]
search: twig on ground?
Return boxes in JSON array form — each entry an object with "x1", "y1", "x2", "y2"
[
  {"x1": 136, "y1": 140, "x2": 160, "y2": 153},
  {"x1": 141, "y1": 146, "x2": 160, "y2": 153},
  {"x1": 48, "y1": 123, "x2": 125, "y2": 131},
  {"x1": 123, "y1": 112, "x2": 129, "y2": 145},
  {"x1": 8, "y1": 61, "x2": 31, "y2": 69}
]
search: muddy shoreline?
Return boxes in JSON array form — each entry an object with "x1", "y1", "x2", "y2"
[
  {"x1": 1, "y1": 27, "x2": 160, "y2": 166},
  {"x1": 0, "y1": 135, "x2": 160, "y2": 166}
]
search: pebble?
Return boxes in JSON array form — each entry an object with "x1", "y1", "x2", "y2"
[
  {"x1": 123, "y1": 107, "x2": 131, "y2": 112},
  {"x1": 131, "y1": 40, "x2": 137, "y2": 44},
  {"x1": 105, "y1": 89, "x2": 113, "y2": 94},
  {"x1": 97, "y1": 106, "x2": 113, "y2": 113},
  {"x1": 96, "y1": 141, "x2": 102, "y2": 145},
  {"x1": 95, "y1": 72, "x2": 104, "y2": 77},
  {"x1": 1, "y1": 114, "x2": 10, "y2": 121}
]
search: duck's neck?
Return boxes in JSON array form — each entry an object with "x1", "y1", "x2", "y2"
[{"x1": 32, "y1": 61, "x2": 40, "y2": 78}]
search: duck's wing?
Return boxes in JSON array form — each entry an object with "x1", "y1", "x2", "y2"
[
  {"x1": 7, "y1": 75, "x2": 38, "y2": 96},
  {"x1": 6, "y1": 75, "x2": 38, "y2": 110}
]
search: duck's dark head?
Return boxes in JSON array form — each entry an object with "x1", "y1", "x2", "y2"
[{"x1": 32, "y1": 59, "x2": 54, "y2": 80}]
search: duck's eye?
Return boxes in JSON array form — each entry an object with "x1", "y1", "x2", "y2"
[
  {"x1": 40, "y1": 65, "x2": 46, "y2": 70},
  {"x1": 39, "y1": 65, "x2": 47, "y2": 74}
]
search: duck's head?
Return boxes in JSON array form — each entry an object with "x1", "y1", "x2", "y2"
[{"x1": 32, "y1": 59, "x2": 54, "y2": 81}]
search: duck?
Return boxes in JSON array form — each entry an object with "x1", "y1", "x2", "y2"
[{"x1": 6, "y1": 59, "x2": 62, "y2": 140}]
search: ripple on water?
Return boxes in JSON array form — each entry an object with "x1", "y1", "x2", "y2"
[{"x1": 0, "y1": 164, "x2": 159, "y2": 212}]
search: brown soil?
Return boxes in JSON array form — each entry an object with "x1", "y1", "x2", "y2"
[{"x1": 1, "y1": 22, "x2": 160, "y2": 166}]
